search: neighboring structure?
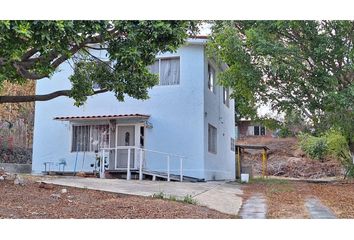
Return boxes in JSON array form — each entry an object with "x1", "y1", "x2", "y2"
[
  {"x1": 236, "y1": 119, "x2": 272, "y2": 139},
  {"x1": 32, "y1": 37, "x2": 236, "y2": 181}
]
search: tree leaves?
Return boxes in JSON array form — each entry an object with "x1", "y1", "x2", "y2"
[
  {"x1": 209, "y1": 20, "x2": 354, "y2": 142},
  {"x1": 0, "y1": 20, "x2": 197, "y2": 105}
]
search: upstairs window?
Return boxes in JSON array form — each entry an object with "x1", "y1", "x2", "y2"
[
  {"x1": 223, "y1": 87, "x2": 230, "y2": 107},
  {"x1": 208, "y1": 64, "x2": 216, "y2": 93},
  {"x1": 148, "y1": 57, "x2": 180, "y2": 85}
]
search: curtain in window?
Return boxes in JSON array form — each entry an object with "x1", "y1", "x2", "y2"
[
  {"x1": 90, "y1": 125, "x2": 109, "y2": 151},
  {"x1": 160, "y1": 58, "x2": 180, "y2": 85},
  {"x1": 72, "y1": 125, "x2": 109, "y2": 152},
  {"x1": 72, "y1": 125, "x2": 90, "y2": 152},
  {"x1": 208, "y1": 64, "x2": 215, "y2": 92}
]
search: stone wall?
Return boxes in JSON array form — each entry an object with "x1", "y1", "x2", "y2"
[{"x1": 0, "y1": 162, "x2": 32, "y2": 173}]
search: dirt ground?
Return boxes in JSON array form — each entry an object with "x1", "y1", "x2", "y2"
[
  {"x1": 0, "y1": 178, "x2": 231, "y2": 219},
  {"x1": 241, "y1": 178, "x2": 354, "y2": 218},
  {"x1": 237, "y1": 137, "x2": 344, "y2": 179}
]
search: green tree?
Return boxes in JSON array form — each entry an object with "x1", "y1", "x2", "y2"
[
  {"x1": 208, "y1": 20, "x2": 354, "y2": 144},
  {"x1": 0, "y1": 20, "x2": 198, "y2": 105}
]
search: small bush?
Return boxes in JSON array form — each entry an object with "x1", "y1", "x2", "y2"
[
  {"x1": 299, "y1": 133, "x2": 328, "y2": 161},
  {"x1": 152, "y1": 191, "x2": 165, "y2": 199},
  {"x1": 299, "y1": 129, "x2": 354, "y2": 178},
  {"x1": 182, "y1": 195, "x2": 197, "y2": 205}
]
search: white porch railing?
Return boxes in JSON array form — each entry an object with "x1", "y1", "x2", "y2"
[{"x1": 99, "y1": 146, "x2": 185, "y2": 182}]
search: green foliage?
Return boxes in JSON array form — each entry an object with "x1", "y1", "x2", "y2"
[
  {"x1": 0, "y1": 20, "x2": 199, "y2": 105},
  {"x1": 209, "y1": 21, "x2": 354, "y2": 142},
  {"x1": 299, "y1": 130, "x2": 354, "y2": 177},
  {"x1": 325, "y1": 130, "x2": 349, "y2": 159},
  {"x1": 277, "y1": 127, "x2": 293, "y2": 138},
  {"x1": 152, "y1": 192, "x2": 197, "y2": 205},
  {"x1": 299, "y1": 133, "x2": 328, "y2": 161},
  {"x1": 182, "y1": 195, "x2": 197, "y2": 205},
  {"x1": 325, "y1": 130, "x2": 353, "y2": 177},
  {"x1": 152, "y1": 191, "x2": 165, "y2": 199}
]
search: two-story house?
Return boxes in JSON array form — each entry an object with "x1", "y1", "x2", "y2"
[{"x1": 32, "y1": 37, "x2": 236, "y2": 181}]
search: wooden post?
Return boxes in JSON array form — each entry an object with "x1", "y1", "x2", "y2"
[
  {"x1": 262, "y1": 148, "x2": 267, "y2": 178},
  {"x1": 237, "y1": 147, "x2": 241, "y2": 179}
]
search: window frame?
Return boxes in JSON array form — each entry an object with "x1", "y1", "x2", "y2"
[
  {"x1": 208, "y1": 124, "x2": 217, "y2": 154},
  {"x1": 223, "y1": 87, "x2": 230, "y2": 107},
  {"x1": 71, "y1": 124, "x2": 110, "y2": 152},
  {"x1": 231, "y1": 138, "x2": 235, "y2": 152},
  {"x1": 207, "y1": 63, "x2": 216, "y2": 94},
  {"x1": 149, "y1": 56, "x2": 181, "y2": 86}
]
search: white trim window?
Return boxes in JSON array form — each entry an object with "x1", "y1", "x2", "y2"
[
  {"x1": 223, "y1": 87, "x2": 230, "y2": 107},
  {"x1": 208, "y1": 124, "x2": 217, "y2": 154},
  {"x1": 208, "y1": 64, "x2": 216, "y2": 93},
  {"x1": 254, "y1": 125, "x2": 266, "y2": 136},
  {"x1": 71, "y1": 124, "x2": 109, "y2": 152},
  {"x1": 148, "y1": 57, "x2": 180, "y2": 85}
]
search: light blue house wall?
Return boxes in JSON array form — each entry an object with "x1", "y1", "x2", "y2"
[
  {"x1": 203, "y1": 57, "x2": 236, "y2": 180},
  {"x1": 32, "y1": 38, "x2": 235, "y2": 180}
]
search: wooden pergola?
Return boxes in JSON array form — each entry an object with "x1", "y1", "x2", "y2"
[{"x1": 235, "y1": 144, "x2": 270, "y2": 179}]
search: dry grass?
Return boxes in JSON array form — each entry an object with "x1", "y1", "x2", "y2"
[
  {"x1": 0, "y1": 178, "x2": 231, "y2": 219},
  {"x1": 242, "y1": 178, "x2": 354, "y2": 219}
]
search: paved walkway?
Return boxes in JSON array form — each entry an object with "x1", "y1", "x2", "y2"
[
  {"x1": 238, "y1": 193, "x2": 267, "y2": 219},
  {"x1": 39, "y1": 176, "x2": 243, "y2": 216},
  {"x1": 305, "y1": 198, "x2": 336, "y2": 219}
]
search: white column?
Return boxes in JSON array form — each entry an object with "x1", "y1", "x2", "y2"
[
  {"x1": 100, "y1": 149, "x2": 105, "y2": 179},
  {"x1": 127, "y1": 147, "x2": 131, "y2": 180},
  {"x1": 139, "y1": 148, "x2": 143, "y2": 180}
]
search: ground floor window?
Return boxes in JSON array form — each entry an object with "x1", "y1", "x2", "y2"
[
  {"x1": 254, "y1": 125, "x2": 266, "y2": 136},
  {"x1": 231, "y1": 138, "x2": 235, "y2": 151},
  {"x1": 208, "y1": 124, "x2": 217, "y2": 154},
  {"x1": 71, "y1": 124, "x2": 109, "y2": 152}
]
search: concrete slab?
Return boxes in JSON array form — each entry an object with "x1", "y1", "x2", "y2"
[
  {"x1": 238, "y1": 193, "x2": 267, "y2": 219},
  {"x1": 193, "y1": 182, "x2": 243, "y2": 215},
  {"x1": 305, "y1": 198, "x2": 336, "y2": 219},
  {"x1": 39, "y1": 176, "x2": 242, "y2": 216}
]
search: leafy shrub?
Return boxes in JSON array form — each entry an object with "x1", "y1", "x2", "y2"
[
  {"x1": 277, "y1": 127, "x2": 293, "y2": 138},
  {"x1": 152, "y1": 192, "x2": 165, "y2": 199},
  {"x1": 298, "y1": 133, "x2": 328, "y2": 161},
  {"x1": 325, "y1": 130, "x2": 350, "y2": 158},
  {"x1": 299, "y1": 130, "x2": 354, "y2": 178},
  {"x1": 182, "y1": 195, "x2": 197, "y2": 205}
]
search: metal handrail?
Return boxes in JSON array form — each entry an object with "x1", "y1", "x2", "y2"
[
  {"x1": 100, "y1": 146, "x2": 185, "y2": 182},
  {"x1": 100, "y1": 146, "x2": 186, "y2": 158}
]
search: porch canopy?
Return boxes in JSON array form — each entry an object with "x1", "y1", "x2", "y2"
[{"x1": 54, "y1": 113, "x2": 150, "y2": 124}]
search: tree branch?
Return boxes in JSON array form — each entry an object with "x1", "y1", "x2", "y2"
[{"x1": 0, "y1": 89, "x2": 107, "y2": 103}]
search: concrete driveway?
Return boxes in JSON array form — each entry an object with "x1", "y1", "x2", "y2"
[{"x1": 39, "y1": 176, "x2": 243, "y2": 216}]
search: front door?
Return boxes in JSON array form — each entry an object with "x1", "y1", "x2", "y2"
[{"x1": 116, "y1": 125, "x2": 135, "y2": 169}]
